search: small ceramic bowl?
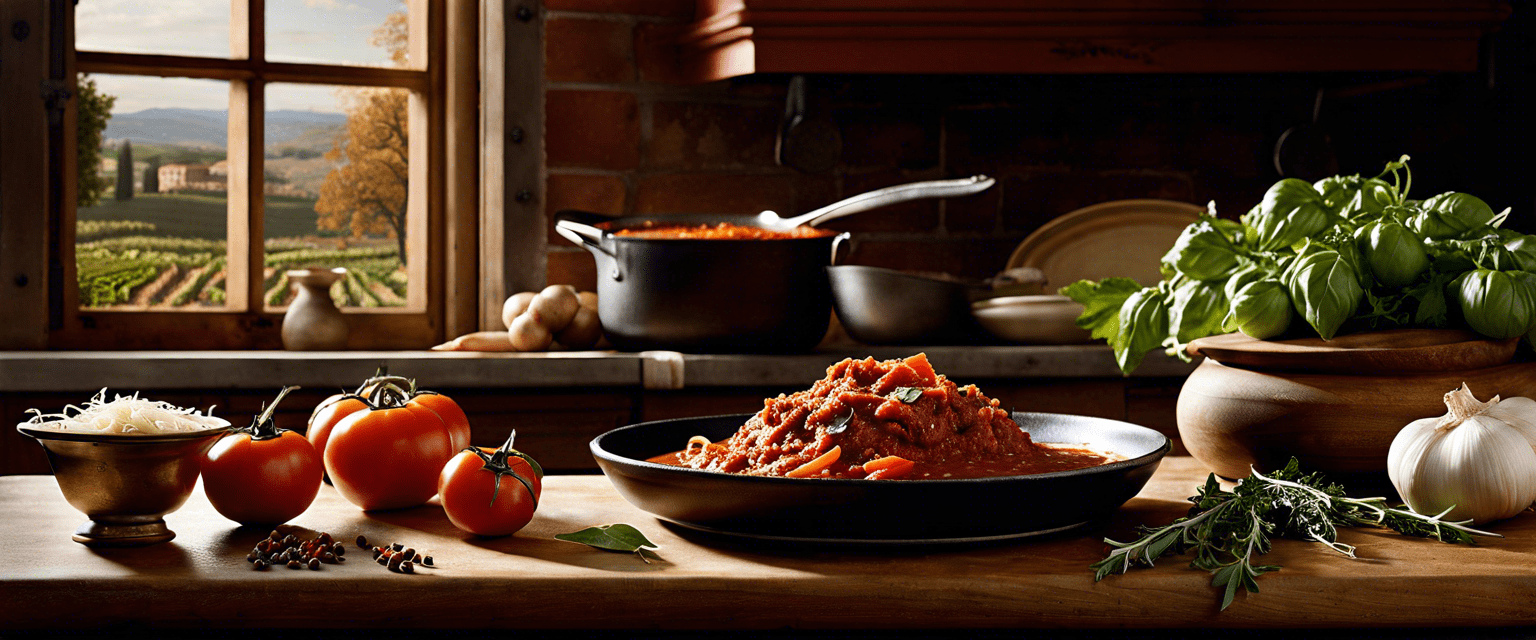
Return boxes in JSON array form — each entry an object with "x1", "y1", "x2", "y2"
[
  {"x1": 17, "y1": 421, "x2": 231, "y2": 547},
  {"x1": 971, "y1": 295, "x2": 1092, "y2": 344}
]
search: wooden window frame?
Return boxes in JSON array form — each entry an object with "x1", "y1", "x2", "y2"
[{"x1": 39, "y1": 0, "x2": 481, "y2": 350}]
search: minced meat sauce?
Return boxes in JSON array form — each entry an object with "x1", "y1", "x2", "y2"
[
  {"x1": 647, "y1": 354, "x2": 1117, "y2": 480},
  {"x1": 607, "y1": 221, "x2": 835, "y2": 240}
]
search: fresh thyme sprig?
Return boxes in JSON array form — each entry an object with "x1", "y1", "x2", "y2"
[{"x1": 1091, "y1": 457, "x2": 1500, "y2": 610}]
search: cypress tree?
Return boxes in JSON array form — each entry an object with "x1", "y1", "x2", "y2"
[
  {"x1": 143, "y1": 156, "x2": 160, "y2": 193},
  {"x1": 115, "y1": 140, "x2": 134, "y2": 200}
]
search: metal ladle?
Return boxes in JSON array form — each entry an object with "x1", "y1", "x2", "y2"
[{"x1": 755, "y1": 175, "x2": 995, "y2": 231}]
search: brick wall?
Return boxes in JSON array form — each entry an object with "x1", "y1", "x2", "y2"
[{"x1": 542, "y1": 3, "x2": 1530, "y2": 290}]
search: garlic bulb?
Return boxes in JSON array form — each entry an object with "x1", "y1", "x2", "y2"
[{"x1": 1387, "y1": 383, "x2": 1536, "y2": 523}]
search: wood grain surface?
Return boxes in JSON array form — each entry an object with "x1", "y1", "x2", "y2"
[{"x1": 4, "y1": 457, "x2": 1535, "y2": 630}]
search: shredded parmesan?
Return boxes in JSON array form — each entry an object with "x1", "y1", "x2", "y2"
[{"x1": 25, "y1": 389, "x2": 226, "y2": 435}]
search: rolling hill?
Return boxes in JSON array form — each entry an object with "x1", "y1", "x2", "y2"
[{"x1": 103, "y1": 108, "x2": 347, "y2": 150}]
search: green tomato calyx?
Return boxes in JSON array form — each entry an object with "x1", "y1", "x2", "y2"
[{"x1": 471, "y1": 429, "x2": 543, "y2": 508}]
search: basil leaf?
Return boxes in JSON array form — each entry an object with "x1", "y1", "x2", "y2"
[
  {"x1": 825, "y1": 408, "x2": 854, "y2": 435},
  {"x1": 1226, "y1": 279, "x2": 1292, "y2": 340},
  {"x1": 1060, "y1": 277, "x2": 1143, "y2": 343},
  {"x1": 1165, "y1": 279, "x2": 1228, "y2": 360},
  {"x1": 1160, "y1": 219, "x2": 1240, "y2": 282},
  {"x1": 1286, "y1": 249, "x2": 1363, "y2": 340},
  {"x1": 1504, "y1": 233, "x2": 1536, "y2": 272},
  {"x1": 555, "y1": 524, "x2": 661, "y2": 563},
  {"x1": 891, "y1": 387, "x2": 922, "y2": 404},
  {"x1": 1453, "y1": 269, "x2": 1536, "y2": 339},
  {"x1": 1113, "y1": 287, "x2": 1169, "y2": 374},
  {"x1": 1245, "y1": 179, "x2": 1333, "y2": 252},
  {"x1": 1359, "y1": 220, "x2": 1429, "y2": 288}
]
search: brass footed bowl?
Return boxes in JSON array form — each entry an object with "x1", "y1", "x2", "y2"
[{"x1": 17, "y1": 422, "x2": 230, "y2": 547}]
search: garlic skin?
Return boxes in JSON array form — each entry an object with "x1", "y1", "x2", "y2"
[{"x1": 1387, "y1": 384, "x2": 1536, "y2": 524}]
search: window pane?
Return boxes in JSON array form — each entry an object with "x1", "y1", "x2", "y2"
[
  {"x1": 263, "y1": 84, "x2": 413, "y2": 310},
  {"x1": 76, "y1": 74, "x2": 231, "y2": 310},
  {"x1": 266, "y1": 1, "x2": 411, "y2": 68},
  {"x1": 76, "y1": 1, "x2": 231, "y2": 58}
]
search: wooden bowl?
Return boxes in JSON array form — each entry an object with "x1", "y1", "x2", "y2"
[{"x1": 1176, "y1": 329, "x2": 1535, "y2": 485}]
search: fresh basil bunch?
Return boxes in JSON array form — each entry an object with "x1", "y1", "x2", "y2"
[{"x1": 1062, "y1": 155, "x2": 1530, "y2": 374}]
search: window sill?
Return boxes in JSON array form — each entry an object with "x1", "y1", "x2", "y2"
[{"x1": 0, "y1": 345, "x2": 1196, "y2": 393}]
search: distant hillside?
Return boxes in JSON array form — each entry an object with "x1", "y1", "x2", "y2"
[{"x1": 103, "y1": 108, "x2": 347, "y2": 150}]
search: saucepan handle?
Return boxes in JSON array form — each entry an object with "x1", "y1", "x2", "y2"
[
  {"x1": 554, "y1": 210, "x2": 617, "y2": 259},
  {"x1": 830, "y1": 232, "x2": 851, "y2": 266}
]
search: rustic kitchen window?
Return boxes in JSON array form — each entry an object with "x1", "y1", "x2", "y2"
[{"x1": 25, "y1": 0, "x2": 481, "y2": 349}]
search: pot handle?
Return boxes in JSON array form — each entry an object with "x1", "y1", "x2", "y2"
[
  {"x1": 830, "y1": 232, "x2": 851, "y2": 266},
  {"x1": 554, "y1": 210, "x2": 617, "y2": 260}
]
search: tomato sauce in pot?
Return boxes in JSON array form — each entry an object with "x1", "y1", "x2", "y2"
[
  {"x1": 607, "y1": 221, "x2": 836, "y2": 240},
  {"x1": 650, "y1": 354, "x2": 1122, "y2": 480}
]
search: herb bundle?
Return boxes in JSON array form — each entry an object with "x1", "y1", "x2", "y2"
[
  {"x1": 1091, "y1": 458, "x2": 1499, "y2": 610},
  {"x1": 1064, "y1": 156, "x2": 1530, "y2": 374}
]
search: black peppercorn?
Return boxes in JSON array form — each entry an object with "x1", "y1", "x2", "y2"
[
  {"x1": 400, "y1": 561, "x2": 414, "y2": 574},
  {"x1": 254, "y1": 559, "x2": 269, "y2": 571},
  {"x1": 333, "y1": 542, "x2": 345, "y2": 556},
  {"x1": 308, "y1": 558, "x2": 321, "y2": 570},
  {"x1": 356, "y1": 534, "x2": 368, "y2": 548},
  {"x1": 422, "y1": 556, "x2": 434, "y2": 567}
]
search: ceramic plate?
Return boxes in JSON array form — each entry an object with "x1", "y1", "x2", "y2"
[
  {"x1": 1008, "y1": 199, "x2": 1202, "y2": 289},
  {"x1": 591, "y1": 412, "x2": 1169, "y2": 543}
]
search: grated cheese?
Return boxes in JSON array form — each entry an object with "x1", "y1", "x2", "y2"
[{"x1": 25, "y1": 389, "x2": 225, "y2": 435}]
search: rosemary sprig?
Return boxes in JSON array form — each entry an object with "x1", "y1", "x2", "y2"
[{"x1": 1091, "y1": 457, "x2": 1499, "y2": 610}]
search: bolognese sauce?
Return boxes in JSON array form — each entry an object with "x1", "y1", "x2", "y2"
[
  {"x1": 606, "y1": 221, "x2": 836, "y2": 240},
  {"x1": 647, "y1": 354, "x2": 1118, "y2": 480}
]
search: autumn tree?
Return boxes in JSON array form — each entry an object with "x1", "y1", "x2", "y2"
[
  {"x1": 76, "y1": 74, "x2": 116, "y2": 207},
  {"x1": 314, "y1": 9, "x2": 412, "y2": 261}
]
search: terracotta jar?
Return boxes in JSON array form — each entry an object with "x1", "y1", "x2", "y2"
[
  {"x1": 1176, "y1": 329, "x2": 1536, "y2": 484},
  {"x1": 281, "y1": 268, "x2": 349, "y2": 350}
]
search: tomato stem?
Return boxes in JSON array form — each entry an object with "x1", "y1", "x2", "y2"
[
  {"x1": 470, "y1": 430, "x2": 541, "y2": 508},
  {"x1": 247, "y1": 385, "x2": 299, "y2": 441}
]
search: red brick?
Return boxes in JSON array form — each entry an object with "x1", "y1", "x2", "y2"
[
  {"x1": 842, "y1": 238, "x2": 1023, "y2": 280},
  {"x1": 833, "y1": 107, "x2": 940, "y2": 171},
  {"x1": 634, "y1": 173, "x2": 797, "y2": 215},
  {"x1": 546, "y1": 18, "x2": 634, "y2": 83},
  {"x1": 945, "y1": 105, "x2": 1072, "y2": 172},
  {"x1": 812, "y1": 170, "x2": 941, "y2": 234},
  {"x1": 635, "y1": 23, "x2": 686, "y2": 84},
  {"x1": 545, "y1": 0, "x2": 693, "y2": 19},
  {"x1": 547, "y1": 248, "x2": 599, "y2": 293},
  {"x1": 546, "y1": 90, "x2": 640, "y2": 170},
  {"x1": 646, "y1": 102, "x2": 779, "y2": 170},
  {"x1": 546, "y1": 173, "x2": 629, "y2": 246}
]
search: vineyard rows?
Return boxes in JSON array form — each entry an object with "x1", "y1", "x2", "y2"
[{"x1": 77, "y1": 234, "x2": 407, "y2": 309}]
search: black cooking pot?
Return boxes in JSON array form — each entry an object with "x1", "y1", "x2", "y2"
[{"x1": 555, "y1": 176, "x2": 995, "y2": 353}]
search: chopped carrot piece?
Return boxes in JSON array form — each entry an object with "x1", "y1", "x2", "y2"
[
  {"x1": 785, "y1": 445, "x2": 841, "y2": 478},
  {"x1": 862, "y1": 455, "x2": 912, "y2": 472},
  {"x1": 862, "y1": 456, "x2": 914, "y2": 479},
  {"x1": 903, "y1": 353, "x2": 937, "y2": 386}
]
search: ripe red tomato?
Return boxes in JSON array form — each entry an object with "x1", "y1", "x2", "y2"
[
  {"x1": 202, "y1": 387, "x2": 323, "y2": 526},
  {"x1": 412, "y1": 392, "x2": 471, "y2": 452},
  {"x1": 439, "y1": 432, "x2": 543, "y2": 536},
  {"x1": 324, "y1": 393, "x2": 459, "y2": 511},
  {"x1": 307, "y1": 392, "x2": 368, "y2": 462}
]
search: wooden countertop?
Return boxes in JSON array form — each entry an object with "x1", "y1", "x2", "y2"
[
  {"x1": 0, "y1": 345, "x2": 1196, "y2": 392},
  {"x1": 4, "y1": 457, "x2": 1534, "y2": 630}
]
